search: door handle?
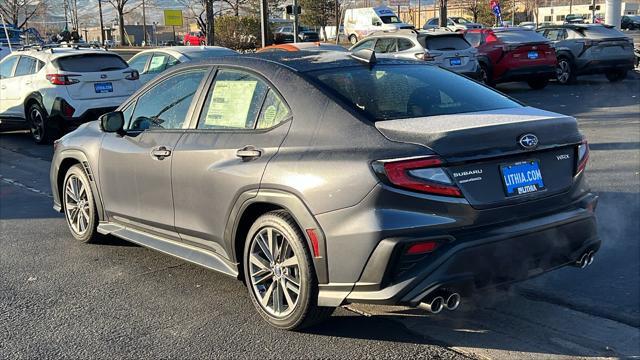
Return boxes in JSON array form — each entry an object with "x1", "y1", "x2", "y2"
[
  {"x1": 151, "y1": 146, "x2": 172, "y2": 160},
  {"x1": 236, "y1": 145, "x2": 262, "y2": 161}
]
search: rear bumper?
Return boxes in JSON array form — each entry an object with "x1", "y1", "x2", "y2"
[
  {"x1": 319, "y1": 192, "x2": 599, "y2": 307},
  {"x1": 496, "y1": 65, "x2": 556, "y2": 83},
  {"x1": 49, "y1": 97, "x2": 121, "y2": 130},
  {"x1": 576, "y1": 58, "x2": 635, "y2": 75}
]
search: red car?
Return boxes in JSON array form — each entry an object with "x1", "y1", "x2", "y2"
[
  {"x1": 184, "y1": 31, "x2": 206, "y2": 46},
  {"x1": 464, "y1": 28, "x2": 557, "y2": 89}
]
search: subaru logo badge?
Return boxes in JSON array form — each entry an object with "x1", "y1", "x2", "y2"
[
  {"x1": 100, "y1": 74, "x2": 107, "y2": 79},
  {"x1": 519, "y1": 134, "x2": 539, "y2": 150}
]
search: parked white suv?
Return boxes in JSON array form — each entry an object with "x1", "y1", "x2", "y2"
[{"x1": 0, "y1": 46, "x2": 141, "y2": 143}]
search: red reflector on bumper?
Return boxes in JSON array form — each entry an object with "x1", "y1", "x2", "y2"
[
  {"x1": 306, "y1": 229, "x2": 320, "y2": 257},
  {"x1": 406, "y1": 241, "x2": 438, "y2": 255}
]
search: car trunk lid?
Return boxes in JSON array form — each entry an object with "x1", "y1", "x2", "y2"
[{"x1": 375, "y1": 107, "x2": 583, "y2": 208}]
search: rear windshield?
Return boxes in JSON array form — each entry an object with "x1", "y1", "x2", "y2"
[
  {"x1": 495, "y1": 30, "x2": 549, "y2": 43},
  {"x1": 309, "y1": 64, "x2": 521, "y2": 121},
  {"x1": 579, "y1": 25, "x2": 626, "y2": 39},
  {"x1": 55, "y1": 54, "x2": 128, "y2": 72},
  {"x1": 420, "y1": 35, "x2": 470, "y2": 50}
]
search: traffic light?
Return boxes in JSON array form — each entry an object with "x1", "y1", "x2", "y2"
[{"x1": 286, "y1": 5, "x2": 301, "y2": 15}]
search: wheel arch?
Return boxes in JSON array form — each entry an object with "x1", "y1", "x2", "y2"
[
  {"x1": 555, "y1": 49, "x2": 576, "y2": 62},
  {"x1": 226, "y1": 189, "x2": 329, "y2": 285},
  {"x1": 24, "y1": 92, "x2": 47, "y2": 118},
  {"x1": 54, "y1": 150, "x2": 106, "y2": 221}
]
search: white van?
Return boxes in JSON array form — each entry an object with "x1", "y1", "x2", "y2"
[{"x1": 344, "y1": 6, "x2": 413, "y2": 44}]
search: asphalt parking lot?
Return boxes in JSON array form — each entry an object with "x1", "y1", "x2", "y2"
[{"x1": 1, "y1": 70, "x2": 639, "y2": 358}]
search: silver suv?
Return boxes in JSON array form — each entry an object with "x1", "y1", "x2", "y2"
[
  {"x1": 349, "y1": 29, "x2": 480, "y2": 79},
  {"x1": 537, "y1": 24, "x2": 634, "y2": 84}
]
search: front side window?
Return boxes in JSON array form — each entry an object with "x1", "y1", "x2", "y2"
[
  {"x1": 128, "y1": 54, "x2": 150, "y2": 73},
  {"x1": 380, "y1": 16, "x2": 401, "y2": 24},
  {"x1": 428, "y1": 18, "x2": 438, "y2": 25},
  {"x1": 0, "y1": 56, "x2": 18, "y2": 79},
  {"x1": 128, "y1": 69, "x2": 207, "y2": 130},
  {"x1": 14, "y1": 56, "x2": 38, "y2": 76},
  {"x1": 310, "y1": 64, "x2": 521, "y2": 121},
  {"x1": 198, "y1": 69, "x2": 269, "y2": 130},
  {"x1": 351, "y1": 39, "x2": 375, "y2": 51}
]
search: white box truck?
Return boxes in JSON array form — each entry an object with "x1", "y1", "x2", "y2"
[{"x1": 343, "y1": 6, "x2": 413, "y2": 45}]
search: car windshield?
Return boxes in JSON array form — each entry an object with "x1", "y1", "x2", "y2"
[
  {"x1": 55, "y1": 54, "x2": 128, "y2": 72},
  {"x1": 308, "y1": 64, "x2": 521, "y2": 121},
  {"x1": 494, "y1": 30, "x2": 549, "y2": 43},
  {"x1": 453, "y1": 17, "x2": 471, "y2": 24},
  {"x1": 380, "y1": 16, "x2": 401, "y2": 24}
]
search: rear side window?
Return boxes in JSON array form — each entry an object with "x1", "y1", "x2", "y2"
[
  {"x1": 494, "y1": 30, "x2": 549, "y2": 43},
  {"x1": 55, "y1": 54, "x2": 128, "y2": 72},
  {"x1": 420, "y1": 35, "x2": 470, "y2": 50},
  {"x1": 374, "y1": 38, "x2": 397, "y2": 53},
  {"x1": 14, "y1": 56, "x2": 39, "y2": 76},
  {"x1": 257, "y1": 90, "x2": 290, "y2": 129},
  {"x1": 309, "y1": 64, "x2": 521, "y2": 121},
  {"x1": 398, "y1": 38, "x2": 414, "y2": 51},
  {"x1": 464, "y1": 32, "x2": 482, "y2": 47},
  {"x1": 198, "y1": 69, "x2": 269, "y2": 130}
]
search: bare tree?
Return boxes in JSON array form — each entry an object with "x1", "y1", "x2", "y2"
[
  {"x1": 106, "y1": 0, "x2": 142, "y2": 45},
  {"x1": 0, "y1": 0, "x2": 46, "y2": 29},
  {"x1": 300, "y1": 0, "x2": 335, "y2": 41}
]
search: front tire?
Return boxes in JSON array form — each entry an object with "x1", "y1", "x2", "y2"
[
  {"x1": 63, "y1": 164, "x2": 99, "y2": 243},
  {"x1": 243, "y1": 211, "x2": 333, "y2": 330},
  {"x1": 527, "y1": 78, "x2": 549, "y2": 90}
]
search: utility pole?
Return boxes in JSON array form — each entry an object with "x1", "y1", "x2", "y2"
[
  {"x1": 590, "y1": 0, "x2": 596, "y2": 23},
  {"x1": 141, "y1": 0, "x2": 147, "y2": 45},
  {"x1": 205, "y1": 0, "x2": 214, "y2": 45},
  {"x1": 293, "y1": 0, "x2": 299, "y2": 43},
  {"x1": 335, "y1": 0, "x2": 340, "y2": 44},
  {"x1": 438, "y1": 0, "x2": 447, "y2": 27},
  {"x1": 260, "y1": 0, "x2": 269, "y2": 48},
  {"x1": 418, "y1": 0, "x2": 421, "y2": 28},
  {"x1": 569, "y1": 0, "x2": 573, "y2": 15},
  {"x1": 98, "y1": 0, "x2": 105, "y2": 45}
]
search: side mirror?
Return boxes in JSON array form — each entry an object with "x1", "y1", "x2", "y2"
[{"x1": 99, "y1": 111, "x2": 125, "y2": 136}]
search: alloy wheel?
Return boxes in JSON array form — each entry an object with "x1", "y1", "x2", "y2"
[
  {"x1": 556, "y1": 60, "x2": 571, "y2": 84},
  {"x1": 29, "y1": 107, "x2": 44, "y2": 142},
  {"x1": 64, "y1": 174, "x2": 91, "y2": 235},
  {"x1": 249, "y1": 227, "x2": 301, "y2": 318}
]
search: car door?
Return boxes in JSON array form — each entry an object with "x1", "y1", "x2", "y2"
[
  {"x1": 99, "y1": 67, "x2": 210, "y2": 239},
  {"x1": 171, "y1": 67, "x2": 292, "y2": 255},
  {"x1": 0, "y1": 55, "x2": 20, "y2": 118}
]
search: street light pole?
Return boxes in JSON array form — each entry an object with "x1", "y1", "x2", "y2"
[
  {"x1": 260, "y1": 0, "x2": 269, "y2": 48},
  {"x1": 141, "y1": 0, "x2": 147, "y2": 45}
]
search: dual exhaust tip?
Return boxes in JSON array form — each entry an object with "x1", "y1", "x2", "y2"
[
  {"x1": 575, "y1": 250, "x2": 595, "y2": 269},
  {"x1": 418, "y1": 292, "x2": 460, "y2": 314}
]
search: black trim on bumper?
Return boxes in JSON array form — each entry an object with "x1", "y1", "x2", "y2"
[
  {"x1": 495, "y1": 65, "x2": 556, "y2": 83},
  {"x1": 50, "y1": 97, "x2": 117, "y2": 130},
  {"x1": 345, "y1": 194, "x2": 600, "y2": 305},
  {"x1": 576, "y1": 59, "x2": 635, "y2": 75}
]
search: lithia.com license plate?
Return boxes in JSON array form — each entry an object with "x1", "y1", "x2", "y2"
[{"x1": 501, "y1": 160, "x2": 545, "y2": 196}]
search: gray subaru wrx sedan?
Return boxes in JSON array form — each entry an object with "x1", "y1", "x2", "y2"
[{"x1": 50, "y1": 51, "x2": 599, "y2": 330}]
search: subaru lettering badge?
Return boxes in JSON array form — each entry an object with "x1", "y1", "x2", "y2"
[
  {"x1": 100, "y1": 74, "x2": 107, "y2": 79},
  {"x1": 519, "y1": 134, "x2": 539, "y2": 150}
]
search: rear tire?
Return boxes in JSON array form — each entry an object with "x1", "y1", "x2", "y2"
[
  {"x1": 479, "y1": 63, "x2": 494, "y2": 87},
  {"x1": 556, "y1": 57, "x2": 576, "y2": 84},
  {"x1": 63, "y1": 164, "x2": 100, "y2": 243},
  {"x1": 527, "y1": 78, "x2": 549, "y2": 90},
  {"x1": 243, "y1": 210, "x2": 334, "y2": 330},
  {"x1": 27, "y1": 102, "x2": 56, "y2": 144},
  {"x1": 349, "y1": 34, "x2": 358, "y2": 45},
  {"x1": 605, "y1": 69, "x2": 627, "y2": 82}
]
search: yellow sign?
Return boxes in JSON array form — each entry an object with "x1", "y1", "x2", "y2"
[{"x1": 164, "y1": 10, "x2": 183, "y2": 26}]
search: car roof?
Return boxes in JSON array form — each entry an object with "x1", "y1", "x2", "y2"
[
  {"x1": 133, "y1": 45, "x2": 236, "y2": 57},
  {"x1": 259, "y1": 43, "x2": 347, "y2": 52},
  {"x1": 8, "y1": 47, "x2": 119, "y2": 61},
  {"x1": 193, "y1": 51, "x2": 422, "y2": 74}
]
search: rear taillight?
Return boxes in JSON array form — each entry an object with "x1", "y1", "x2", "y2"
[
  {"x1": 374, "y1": 156, "x2": 463, "y2": 197},
  {"x1": 415, "y1": 52, "x2": 435, "y2": 61},
  {"x1": 576, "y1": 139, "x2": 589, "y2": 175},
  {"x1": 46, "y1": 74, "x2": 80, "y2": 85},
  {"x1": 124, "y1": 70, "x2": 139, "y2": 80}
]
